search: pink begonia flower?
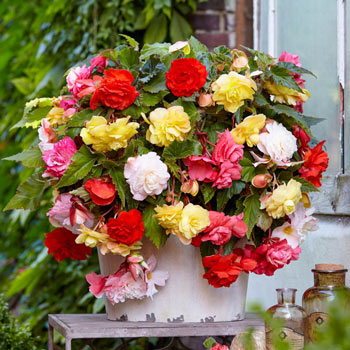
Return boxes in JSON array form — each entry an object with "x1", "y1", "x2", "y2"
[
  {"x1": 145, "y1": 255, "x2": 169, "y2": 299},
  {"x1": 210, "y1": 345, "x2": 229, "y2": 350},
  {"x1": 266, "y1": 239, "x2": 301, "y2": 269},
  {"x1": 212, "y1": 160, "x2": 242, "y2": 189},
  {"x1": 212, "y1": 129, "x2": 244, "y2": 164},
  {"x1": 47, "y1": 193, "x2": 94, "y2": 234},
  {"x1": 76, "y1": 75, "x2": 103, "y2": 99},
  {"x1": 202, "y1": 212, "x2": 247, "y2": 245},
  {"x1": 124, "y1": 152, "x2": 170, "y2": 201},
  {"x1": 120, "y1": 272, "x2": 147, "y2": 301},
  {"x1": 90, "y1": 54, "x2": 109, "y2": 72},
  {"x1": 60, "y1": 97, "x2": 78, "y2": 117},
  {"x1": 38, "y1": 118, "x2": 57, "y2": 152},
  {"x1": 42, "y1": 136, "x2": 77, "y2": 178},
  {"x1": 86, "y1": 272, "x2": 107, "y2": 298},
  {"x1": 66, "y1": 64, "x2": 93, "y2": 96},
  {"x1": 183, "y1": 155, "x2": 218, "y2": 182}
]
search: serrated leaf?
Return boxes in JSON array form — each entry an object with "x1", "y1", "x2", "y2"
[
  {"x1": 240, "y1": 157, "x2": 255, "y2": 182},
  {"x1": 109, "y1": 167, "x2": 126, "y2": 207},
  {"x1": 4, "y1": 145, "x2": 44, "y2": 168},
  {"x1": 143, "y1": 205, "x2": 167, "y2": 248},
  {"x1": 143, "y1": 72, "x2": 167, "y2": 93},
  {"x1": 162, "y1": 139, "x2": 202, "y2": 160},
  {"x1": 170, "y1": 10, "x2": 192, "y2": 43},
  {"x1": 243, "y1": 192, "x2": 260, "y2": 239},
  {"x1": 256, "y1": 211, "x2": 273, "y2": 232},
  {"x1": 200, "y1": 183, "x2": 215, "y2": 204},
  {"x1": 66, "y1": 108, "x2": 102, "y2": 128},
  {"x1": 254, "y1": 92, "x2": 269, "y2": 107},
  {"x1": 122, "y1": 104, "x2": 150, "y2": 118},
  {"x1": 140, "y1": 43, "x2": 171, "y2": 61},
  {"x1": 188, "y1": 36, "x2": 209, "y2": 56},
  {"x1": 164, "y1": 160, "x2": 180, "y2": 180},
  {"x1": 216, "y1": 181, "x2": 246, "y2": 211},
  {"x1": 278, "y1": 62, "x2": 317, "y2": 78},
  {"x1": 222, "y1": 236, "x2": 238, "y2": 255},
  {"x1": 120, "y1": 34, "x2": 139, "y2": 49},
  {"x1": 4, "y1": 173, "x2": 49, "y2": 211},
  {"x1": 303, "y1": 115, "x2": 325, "y2": 127},
  {"x1": 56, "y1": 146, "x2": 97, "y2": 188},
  {"x1": 269, "y1": 65, "x2": 303, "y2": 93},
  {"x1": 118, "y1": 47, "x2": 139, "y2": 70},
  {"x1": 12, "y1": 105, "x2": 51, "y2": 129},
  {"x1": 69, "y1": 187, "x2": 91, "y2": 201},
  {"x1": 294, "y1": 176, "x2": 319, "y2": 193},
  {"x1": 142, "y1": 91, "x2": 169, "y2": 106}
]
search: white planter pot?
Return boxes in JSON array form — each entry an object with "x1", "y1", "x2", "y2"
[{"x1": 98, "y1": 235, "x2": 249, "y2": 322}]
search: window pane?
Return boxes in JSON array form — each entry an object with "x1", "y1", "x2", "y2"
[{"x1": 346, "y1": 3, "x2": 350, "y2": 172}]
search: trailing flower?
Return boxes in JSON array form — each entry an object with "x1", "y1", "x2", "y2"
[{"x1": 5, "y1": 37, "x2": 327, "y2": 302}]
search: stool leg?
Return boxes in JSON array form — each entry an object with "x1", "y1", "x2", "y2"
[
  {"x1": 65, "y1": 338, "x2": 72, "y2": 350},
  {"x1": 48, "y1": 324, "x2": 54, "y2": 350}
]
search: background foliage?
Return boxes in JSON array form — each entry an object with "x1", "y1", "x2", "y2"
[{"x1": 0, "y1": 0, "x2": 205, "y2": 347}]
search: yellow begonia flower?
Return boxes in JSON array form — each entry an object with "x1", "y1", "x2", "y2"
[
  {"x1": 99, "y1": 241, "x2": 142, "y2": 256},
  {"x1": 265, "y1": 179, "x2": 302, "y2": 219},
  {"x1": 146, "y1": 106, "x2": 191, "y2": 147},
  {"x1": 178, "y1": 204, "x2": 210, "y2": 241},
  {"x1": 154, "y1": 202, "x2": 184, "y2": 235},
  {"x1": 211, "y1": 71, "x2": 257, "y2": 113},
  {"x1": 76, "y1": 225, "x2": 110, "y2": 248},
  {"x1": 265, "y1": 81, "x2": 310, "y2": 106},
  {"x1": 46, "y1": 107, "x2": 69, "y2": 127},
  {"x1": 231, "y1": 114, "x2": 266, "y2": 147},
  {"x1": 81, "y1": 115, "x2": 139, "y2": 152}
]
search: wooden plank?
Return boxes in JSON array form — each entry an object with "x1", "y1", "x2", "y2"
[
  {"x1": 49, "y1": 314, "x2": 264, "y2": 339},
  {"x1": 310, "y1": 174, "x2": 350, "y2": 215}
]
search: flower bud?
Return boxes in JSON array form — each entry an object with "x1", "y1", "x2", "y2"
[
  {"x1": 252, "y1": 174, "x2": 273, "y2": 188},
  {"x1": 301, "y1": 193, "x2": 311, "y2": 208},
  {"x1": 230, "y1": 49, "x2": 249, "y2": 72},
  {"x1": 181, "y1": 180, "x2": 199, "y2": 196},
  {"x1": 198, "y1": 93, "x2": 214, "y2": 107}
]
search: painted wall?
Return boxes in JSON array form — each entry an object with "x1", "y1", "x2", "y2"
[{"x1": 246, "y1": 215, "x2": 350, "y2": 309}]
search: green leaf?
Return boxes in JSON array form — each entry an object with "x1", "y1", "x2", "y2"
[
  {"x1": 122, "y1": 104, "x2": 150, "y2": 118},
  {"x1": 4, "y1": 145, "x2": 44, "y2": 168},
  {"x1": 269, "y1": 65, "x2": 303, "y2": 93},
  {"x1": 254, "y1": 92, "x2": 269, "y2": 107},
  {"x1": 277, "y1": 62, "x2": 317, "y2": 78},
  {"x1": 4, "y1": 173, "x2": 48, "y2": 211},
  {"x1": 170, "y1": 10, "x2": 192, "y2": 42},
  {"x1": 109, "y1": 166, "x2": 126, "y2": 207},
  {"x1": 142, "y1": 91, "x2": 169, "y2": 106},
  {"x1": 164, "y1": 160, "x2": 180, "y2": 180},
  {"x1": 294, "y1": 176, "x2": 319, "y2": 193},
  {"x1": 216, "y1": 181, "x2": 246, "y2": 211},
  {"x1": 143, "y1": 72, "x2": 167, "y2": 93},
  {"x1": 144, "y1": 14, "x2": 168, "y2": 44},
  {"x1": 7, "y1": 267, "x2": 42, "y2": 297},
  {"x1": 243, "y1": 192, "x2": 261, "y2": 239},
  {"x1": 12, "y1": 105, "x2": 51, "y2": 129},
  {"x1": 163, "y1": 139, "x2": 202, "y2": 160},
  {"x1": 143, "y1": 205, "x2": 167, "y2": 248},
  {"x1": 200, "y1": 183, "x2": 215, "y2": 204},
  {"x1": 92, "y1": 297, "x2": 105, "y2": 314},
  {"x1": 200, "y1": 241, "x2": 215, "y2": 259},
  {"x1": 222, "y1": 236, "x2": 238, "y2": 255},
  {"x1": 66, "y1": 108, "x2": 102, "y2": 128},
  {"x1": 120, "y1": 34, "x2": 139, "y2": 49},
  {"x1": 240, "y1": 157, "x2": 255, "y2": 182},
  {"x1": 140, "y1": 43, "x2": 171, "y2": 61},
  {"x1": 118, "y1": 47, "x2": 139, "y2": 70},
  {"x1": 56, "y1": 146, "x2": 97, "y2": 188},
  {"x1": 188, "y1": 36, "x2": 209, "y2": 56},
  {"x1": 203, "y1": 338, "x2": 218, "y2": 350},
  {"x1": 11, "y1": 76, "x2": 33, "y2": 95}
]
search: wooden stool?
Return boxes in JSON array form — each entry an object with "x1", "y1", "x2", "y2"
[{"x1": 48, "y1": 313, "x2": 264, "y2": 350}]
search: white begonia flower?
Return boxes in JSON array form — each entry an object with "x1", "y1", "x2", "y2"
[
  {"x1": 124, "y1": 152, "x2": 170, "y2": 201},
  {"x1": 257, "y1": 121, "x2": 298, "y2": 166}
]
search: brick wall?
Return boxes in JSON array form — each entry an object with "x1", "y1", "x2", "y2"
[{"x1": 192, "y1": 0, "x2": 236, "y2": 50}]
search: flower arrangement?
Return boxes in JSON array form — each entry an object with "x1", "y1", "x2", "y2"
[{"x1": 5, "y1": 37, "x2": 328, "y2": 304}]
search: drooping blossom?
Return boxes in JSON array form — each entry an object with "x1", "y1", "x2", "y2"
[
  {"x1": 299, "y1": 141, "x2": 329, "y2": 187},
  {"x1": 292, "y1": 125, "x2": 310, "y2": 155},
  {"x1": 80, "y1": 115, "x2": 139, "y2": 152},
  {"x1": 212, "y1": 160, "x2": 242, "y2": 189},
  {"x1": 42, "y1": 136, "x2": 77, "y2": 178},
  {"x1": 59, "y1": 97, "x2": 78, "y2": 117},
  {"x1": 66, "y1": 64, "x2": 93, "y2": 96},
  {"x1": 146, "y1": 106, "x2": 191, "y2": 147},
  {"x1": 144, "y1": 255, "x2": 169, "y2": 299},
  {"x1": 86, "y1": 272, "x2": 107, "y2": 298},
  {"x1": 75, "y1": 75, "x2": 103, "y2": 99},
  {"x1": 38, "y1": 118, "x2": 57, "y2": 152},
  {"x1": 201, "y1": 212, "x2": 247, "y2": 246},
  {"x1": 165, "y1": 58, "x2": 207, "y2": 97},
  {"x1": 90, "y1": 69, "x2": 139, "y2": 110},
  {"x1": 180, "y1": 179, "x2": 199, "y2": 196},
  {"x1": 47, "y1": 193, "x2": 94, "y2": 234},
  {"x1": 84, "y1": 176, "x2": 116, "y2": 206},
  {"x1": 124, "y1": 152, "x2": 170, "y2": 201},
  {"x1": 184, "y1": 156, "x2": 218, "y2": 182},
  {"x1": 257, "y1": 122, "x2": 298, "y2": 167},
  {"x1": 45, "y1": 227, "x2": 92, "y2": 261},
  {"x1": 211, "y1": 71, "x2": 257, "y2": 113},
  {"x1": 106, "y1": 209, "x2": 144, "y2": 245},
  {"x1": 202, "y1": 253, "x2": 256, "y2": 288},
  {"x1": 90, "y1": 54, "x2": 109, "y2": 72},
  {"x1": 198, "y1": 93, "x2": 214, "y2": 107}
]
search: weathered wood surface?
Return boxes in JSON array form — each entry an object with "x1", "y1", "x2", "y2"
[
  {"x1": 48, "y1": 313, "x2": 265, "y2": 339},
  {"x1": 310, "y1": 174, "x2": 350, "y2": 215}
]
